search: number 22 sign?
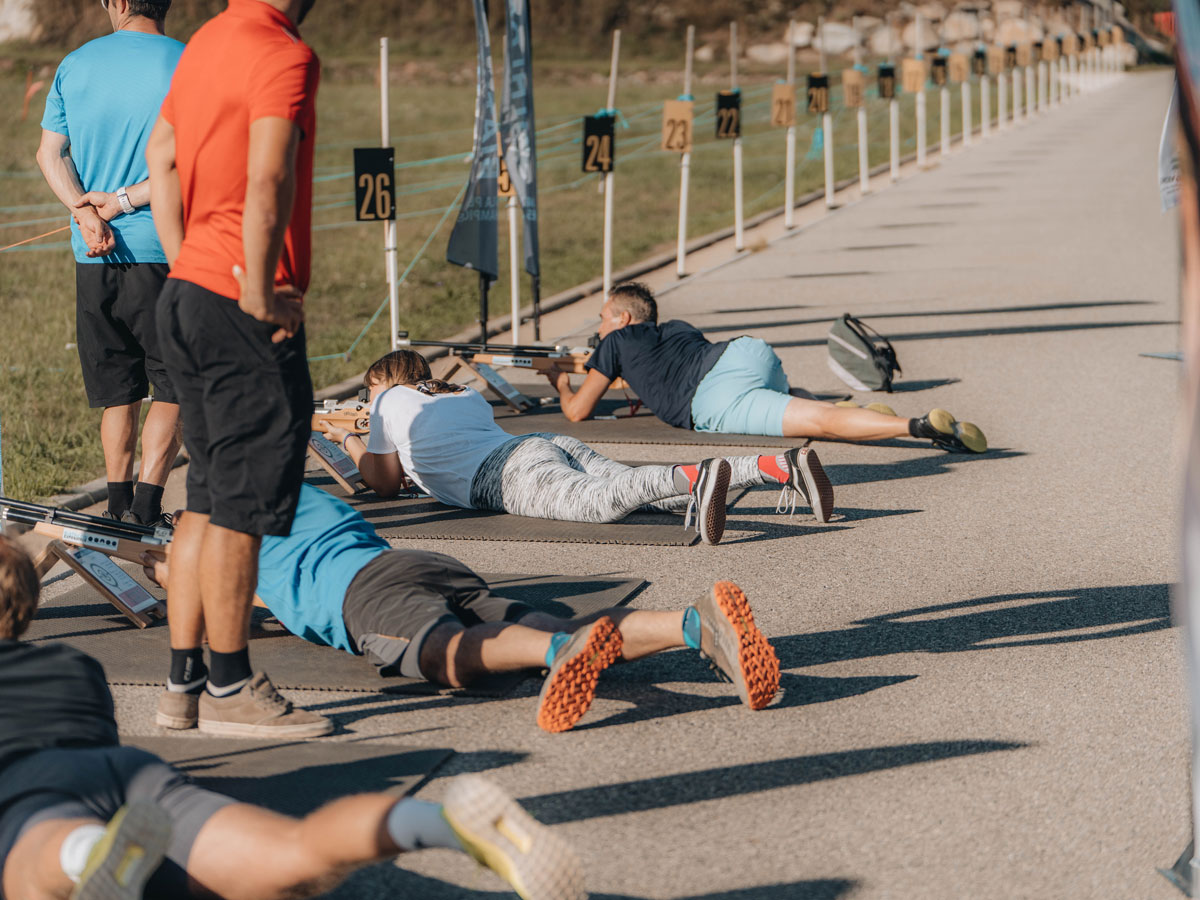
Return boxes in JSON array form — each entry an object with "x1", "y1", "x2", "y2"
[{"x1": 353, "y1": 148, "x2": 396, "y2": 221}]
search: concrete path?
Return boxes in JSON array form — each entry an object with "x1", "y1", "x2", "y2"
[{"x1": 49, "y1": 70, "x2": 1184, "y2": 899}]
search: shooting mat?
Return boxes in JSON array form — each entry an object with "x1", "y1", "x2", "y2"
[
  {"x1": 125, "y1": 736, "x2": 450, "y2": 815},
  {"x1": 26, "y1": 571, "x2": 646, "y2": 696}
]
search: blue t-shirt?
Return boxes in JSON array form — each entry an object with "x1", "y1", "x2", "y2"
[
  {"x1": 586, "y1": 321, "x2": 729, "y2": 429},
  {"x1": 257, "y1": 485, "x2": 388, "y2": 654},
  {"x1": 41, "y1": 31, "x2": 184, "y2": 264}
]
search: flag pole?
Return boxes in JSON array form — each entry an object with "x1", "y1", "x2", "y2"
[
  {"x1": 602, "y1": 29, "x2": 620, "y2": 299},
  {"x1": 677, "y1": 24, "x2": 695, "y2": 275},
  {"x1": 731, "y1": 21, "x2": 745, "y2": 248},
  {"x1": 784, "y1": 19, "x2": 796, "y2": 228},
  {"x1": 380, "y1": 37, "x2": 400, "y2": 351}
]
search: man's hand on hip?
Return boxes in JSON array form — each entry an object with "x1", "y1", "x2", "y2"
[
  {"x1": 73, "y1": 191, "x2": 121, "y2": 222},
  {"x1": 232, "y1": 265, "x2": 304, "y2": 343}
]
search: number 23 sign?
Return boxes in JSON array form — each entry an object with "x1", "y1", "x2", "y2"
[{"x1": 353, "y1": 148, "x2": 396, "y2": 221}]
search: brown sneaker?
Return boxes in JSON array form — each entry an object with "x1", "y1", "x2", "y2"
[
  {"x1": 155, "y1": 690, "x2": 199, "y2": 730},
  {"x1": 198, "y1": 672, "x2": 332, "y2": 738}
]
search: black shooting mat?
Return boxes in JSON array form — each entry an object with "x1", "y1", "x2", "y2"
[
  {"x1": 125, "y1": 736, "x2": 451, "y2": 814},
  {"x1": 26, "y1": 571, "x2": 646, "y2": 697}
]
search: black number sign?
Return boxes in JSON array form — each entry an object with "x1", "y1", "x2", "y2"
[
  {"x1": 931, "y1": 56, "x2": 948, "y2": 87},
  {"x1": 582, "y1": 115, "x2": 615, "y2": 173},
  {"x1": 1005, "y1": 45, "x2": 1018, "y2": 68},
  {"x1": 878, "y1": 64, "x2": 896, "y2": 100},
  {"x1": 972, "y1": 49, "x2": 986, "y2": 76},
  {"x1": 1032, "y1": 41, "x2": 1043, "y2": 63},
  {"x1": 715, "y1": 91, "x2": 741, "y2": 139},
  {"x1": 353, "y1": 148, "x2": 396, "y2": 222},
  {"x1": 806, "y1": 73, "x2": 829, "y2": 114},
  {"x1": 1056, "y1": 36, "x2": 1064, "y2": 55}
]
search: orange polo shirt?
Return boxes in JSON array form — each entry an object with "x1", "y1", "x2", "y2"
[{"x1": 162, "y1": 0, "x2": 319, "y2": 301}]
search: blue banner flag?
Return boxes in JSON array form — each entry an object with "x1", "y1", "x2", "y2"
[
  {"x1": 446, "y1": 0, "x2": 500, "y2": 280},
  {"x1": 500, "y1": 0, "x2": 539, "y2": 277}
]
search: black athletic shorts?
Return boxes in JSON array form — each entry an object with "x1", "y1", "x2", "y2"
[
  {"x1": 342, "y1": 550, "x2": 534, "y2": 679},
  {"x1": 75, "y1": 262, "x2": 176, "y2": 408},
  {"x1": 0, "y1": 745, "x2": 233, "y2": 900},
  {"x1": 156, "y1": 278, "x2": 313, "y2": 536}
]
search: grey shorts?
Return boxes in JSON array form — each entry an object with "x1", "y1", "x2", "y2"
[
  {"x1": 0, "y1": 745, "x2": 233, "y2": 899},
  {"x1": 342, "y1": 549, "x2": 534, "y2": 679}
]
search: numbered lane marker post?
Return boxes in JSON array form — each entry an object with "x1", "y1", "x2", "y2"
[
  {"x1": 496, "y1": 144, "x2": 521, "y2": 344},
  {"x1": 1044, "y1": 36, "x2": 1057, "y2": 106},
  {"x1": 378, "y1": 37, "x2": 400, "y2": 350},
  {"x1": 1022, "y1": 42, "x2": 1035, "y2": 115},
  {"x1": 848, "y1": 16, "x2": 868, "y2": 194},
  {"x1": 1010, "y1": 44, "x2": 1023, "y2": 121},
  {"x1": 781, "y1": 19, "x2": 798, "y2": 228},
  {"x1": 913, "y1": 13, "x2": 928, "y2": 168},
  {"x1": 950, "y1": 52, "x2": 970, "y2": 147},
  {"x1": 992, "y1": 45, "x2": 1007, "y2": 130},
  {"x1": 1037, "y1": 41, "x2": 1049, "y2": 110},
  {"x1": 814, "y1": 17, "x2": 834, "y2": 207},
  {"x1": 728, "y1": 22, "x2": 745, "y2": 249},
  {"x1": 666, "y1": 25, "x2": 695, "y2": 276},
  {"x1": 883, "y1": 11, "x2": 899, "y2": 181},
  {"x1": 585, "y1": 29, "x2": 620, "y2": 299},
  {"x1": 932, "y1": 55, "x2": 950, "y2": 155},
  {"x1": 976, "y1": 47, "x2": 989, "y2": 138},
  {"x1": 879, "y1": 61, "x2": 899, "y2": 181}
]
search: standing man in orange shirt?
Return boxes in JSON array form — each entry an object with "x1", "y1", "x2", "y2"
[{"x1": 145, "y1": 0, "x2": 329, "y2": 737}]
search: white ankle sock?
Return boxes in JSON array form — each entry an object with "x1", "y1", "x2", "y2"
[
  {"x1": 59, "y1": 824, "x2": 106, "y2": 883},
  {"x1": 385, "y1": 798, "x2": 463, "y2": 852}
]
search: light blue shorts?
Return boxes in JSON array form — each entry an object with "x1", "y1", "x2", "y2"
[{"x1": 690, "y1": 337, "x2": 792, "y2": 437}]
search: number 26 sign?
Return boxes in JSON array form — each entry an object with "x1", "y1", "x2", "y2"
[{"x1": 353, "y1": 148, "x2": 396, "y2": 221}]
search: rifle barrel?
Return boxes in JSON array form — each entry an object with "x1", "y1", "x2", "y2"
[
  {"x1": 398, "y1": 338, "x2": 578, "y2": 356},
  {"x1": 0, "y1": 496, "x2": 162, "y2": 540}
]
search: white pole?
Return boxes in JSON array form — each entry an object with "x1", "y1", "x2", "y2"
[
  {"x1": 784, "y1": 20, "x2": 796, "y2": 228},
  {"x1": 602, "y1": 30, "x2": 619, "y2": 299},
  {"x1": 998, "y1": 62, "x2": 1007, "y2": 130},
  {"x1": 1040, "y1": 59, "x2": 1048, "y2": 109},
  {"x1": 1025, "y1": 59, "x2": 1035, "y2": 116},
  {"x1": 940, "y1": 83, "x2": 950, "y2": 155},
  {"x1": 981, "y1": 71, "x2": 991, "y2": 138},
  {"x1": 818, "y1": 17, "x2": 834, "y2": 207},
  {"x1": 961, "y1": 79, "x2": 972, "y2": 147},
  {"x1": 853, "y1": 18, "x2": 868, "y2": 194},
  {"x1": 888, "y1": 12, "x2": 899, "y2": 181},
  {"x1": 507, "y1": 196, "x2": 520, "y2": 344},
  {"x1": 1013, "y1": 64, "x2": 1022, "y2": 122},
  {"x1": 916, "y1": 14, "x2": 927, "y2": 168},
  {"x1": 677, "y1": 25, "x2": 694, "y2": 276},
  {"x1": 380, "y1": 38, "x2": 400, "y2": 351},
  {"x1": 731, "y1": 22, "x2": 744, "y2": 249}
]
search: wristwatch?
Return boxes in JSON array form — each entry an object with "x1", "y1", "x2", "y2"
[{"x1": 116, "y1": 186, "x2": 135, "y2": 216}]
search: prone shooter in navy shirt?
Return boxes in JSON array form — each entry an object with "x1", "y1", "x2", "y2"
[{"x1": 548, "y1": 281, "x2": 988, "y2": 453}]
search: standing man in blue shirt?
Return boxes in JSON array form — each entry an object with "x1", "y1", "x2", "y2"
[{"x1": 35, "y1": 0, "x2": 184, "y2": 527}]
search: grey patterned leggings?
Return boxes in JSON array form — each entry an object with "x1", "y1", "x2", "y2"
[{"x1": 468, "y1": 433, "x2": 770, "y2": 524}]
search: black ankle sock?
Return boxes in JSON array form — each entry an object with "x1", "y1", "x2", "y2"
[
  {"x1": 908, "y1": 418, "x2": 925, "y2": 438},
  {"x1": 208, "y1": 648, "x2": 252, "y2": 690},
  {"x1": 107, "y1": 481, "x2": 134, "y2": 518},
  {"x1": 168, "y1": 648, "x2": 207, "y2": 689},
  {"x1": 130, "y1": 482, "x2": 164, "y2": 524}
]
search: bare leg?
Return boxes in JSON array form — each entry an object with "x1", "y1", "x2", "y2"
[
  {"x1": 184, "y1": 799, "x2": 400, "y2": 900},
  {"x1": 136, "y1": 401, "x2": 182, "y2": 486},
  {"x1": 419, "y1": 622, "x2": 554, "y2": 687},
  {"x1": 519, "y1": 609, "x2": 686, "y2": 662},
  {"x1": 167, "y1": 511, "x2": 207, "y2": 650},
  {"x1": 782, "y1": 396, "x2": 910, "y2": 442},
  {"x1": 199, "y1": 524, "x2": 259, "y2": 653},
  {"x1": 100, "y1": 402, "x2": 139, "y2": 483},
  {"x1": 2, "y1": 817, "x2": 100, "y2": 900}
]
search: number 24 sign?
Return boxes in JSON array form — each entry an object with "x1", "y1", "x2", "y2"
[{"x1": 353, "y1": 148, "x2": 395, "y2": 221}]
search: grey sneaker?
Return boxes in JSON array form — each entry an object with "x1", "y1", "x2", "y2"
[
  {"x1": 72, "y1": 801, "x2": 171, "y2": 900},
  {"x1": 683, "y1": 457, "x2": 732, "y2": 545},
  {"x1": 694, "y1": 581, "x2": 780, "y2": 710},
  {"x1": 198, "y1": 672, "x2": 332, "y2": 738},
  {"x1": 442, "y1": 774, "x2": 585, "y2": 900},
  {"x1": 776, "y1": 447, "x2": 835, "y2": 523},
  {"x1": 155, "y1": 689, "x2": 199, "y2": 730}
]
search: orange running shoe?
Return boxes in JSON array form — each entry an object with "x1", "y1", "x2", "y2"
[
  {"x1": 536, "y1": 617, "x2": 623, "y2": 733},
  {"x1": 695, "y1": 581, "x2": 780, "y2": 710}
]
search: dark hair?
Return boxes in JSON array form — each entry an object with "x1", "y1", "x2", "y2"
[
  {"x1": 128, "y1": 0, "x2": 171, "y2": 21},
  {"x1": 0, "y1": 537, "x2": 39, "y2": 640},
  {"x1": 610, "y1": 281, "x2": 657, "y2": 324},
  {"x1": 363, "y1": 350, "x2": 464, "y2": 395}
]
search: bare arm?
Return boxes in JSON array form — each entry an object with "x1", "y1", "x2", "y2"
[
  {"x1": 145, "y1": 116, "x2": 183, "y2": 266},
  {"x1": 36, "y1": 128, "x2": 113, "y2": 257},
  {"x1": 75, "y1": 178, "x2": 151, "y2": 223},
  {"x1": 547, "y1": 368, "x2": 612, "y2": 421},
  {"x1": 234, "y1": 116, "x2": 303, "y2": 341},
  {"x1": 316, "y1": 423, "x2": 407, "y2": 498}
]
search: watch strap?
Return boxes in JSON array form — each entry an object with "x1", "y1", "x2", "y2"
[{"x1": 116, "y1": 186, "x2": 135, "y2": 215}]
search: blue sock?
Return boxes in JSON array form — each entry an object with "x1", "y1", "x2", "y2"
[
  {"x1": 682, "y1": 606, "x2": 702, "y2": 650},
  {"x1": 545, "y1": 632, "x2": 571, "y2": 667}
]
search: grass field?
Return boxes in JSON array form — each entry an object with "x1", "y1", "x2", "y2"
[{"x1": 0, "y1": 42, "x2": 981, "y2": 499}]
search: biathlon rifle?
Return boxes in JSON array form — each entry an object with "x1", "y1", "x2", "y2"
[
  {"x1": 396, "y1": 332, "x2": 599, "y2": 376},
  {"x1": 0, "y1": 496, "x2": 170, "y2": 568}
]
